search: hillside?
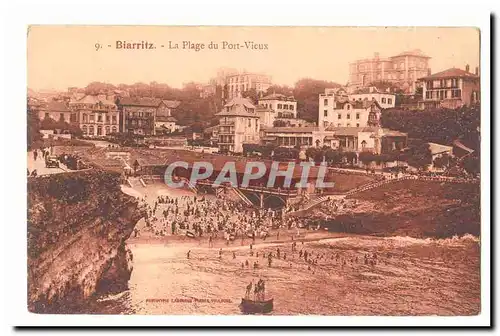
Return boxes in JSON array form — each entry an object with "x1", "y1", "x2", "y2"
[{"x1": 321, "y1": 180, "x2": 480, "y2": 238}]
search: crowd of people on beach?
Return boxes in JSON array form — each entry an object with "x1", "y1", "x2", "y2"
[{"x1": 133, "y1": 193, "x2": 306, "y2": 242}]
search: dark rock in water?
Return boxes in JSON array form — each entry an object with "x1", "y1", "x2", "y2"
[{"x1": 27, "y1": 169, "x2": 144, "y2": 313}]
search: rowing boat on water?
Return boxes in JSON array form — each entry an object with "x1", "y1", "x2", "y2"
[{"x1": 239, "y1": 298, "x2": 273, "y2": 314}]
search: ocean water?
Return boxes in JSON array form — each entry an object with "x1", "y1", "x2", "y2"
[{"x1": 81, "y1": 233, "x2": 480, "y2": 316}]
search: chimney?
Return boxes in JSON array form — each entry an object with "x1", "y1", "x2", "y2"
[
  {"x1": 427, "y1": 68, "x2": 431, "y2": 76},
  {"x1": 475, "y1": 66, "x2": 479, "y2": 75},
  {"x1": 466, "y1": 64, "x2": 470, "y2": 73}
]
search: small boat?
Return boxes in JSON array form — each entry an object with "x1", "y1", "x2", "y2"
[
  {"x1": 239, "y1": 297, "x2": 274, "y2": 314},
  {"x1": 185, "y1": 231, "x2": 195, "y2": 238}
]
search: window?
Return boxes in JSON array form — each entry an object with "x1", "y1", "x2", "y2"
[
  {"x1": 324, "y1": 99, "x2": 328, "y2": 106},
  {"x1": 97, "y1": 114, "x2": 103, "y2": 122},
  {"x1": 347, "y1": 114, "x2": 351, "y2": 119},
  {"x1": 89, "y1": 125, "x2": 94, "y2": 135},
  {"x1": 248, "y1": 118, "x2": 251, "y2": 127},
  {"x1": 346, "y1": 104, "x2": 351, "y2": 110},
  {"x1": 82, "y1": 125, "x2": 87, "y2": 135},
  {"x1": 388, "y1": 98, "x2": 392, "y2": 104},
  {"x1": 381, "y1": 98, "x2": 386, "y2": 103},
  {"x1": 290, "y1": 105, "x2": 294, "y2": 110},
  {"x1": 356, "y1": 123, "x2": 360, "y2": 127},
  {"x1": 105, "y1": 126, "x2": 110, "y2": 134},
  {"x1": 337, "y1": 123, "x2": 341, "y2": 127},
  {"x1": 338, "y1": 113, "x2": 341, "y2": 119},
  {"x1": 59, "y1": 113, "x2": 65, "y2": 121},
  {"x1": 90, "y1": 114, "x2": 95, "y2": 122},
  {"x1": 106, "y1": 116, "x2": 110, "y2": 124},
  {"x1": 324, "y1": 110, "x2": 328, "y2": 117},
  {"x1": 400, "y1": 62, "x2": 404, "y2": 69},
  {"x1": 44, "y1": 112, "x2": 49, "y2": 119},
  {"x1": 278, "y1": 104, "x2": 282, "y2": 109},
  {"x1": 356, "y1": 113, "x2": 360, "y2": 119},
  {"x1": 112, "y1": 126, "x2": 117, "y2": 133},
  {"x1": 346, "y1": 123, "x2": 351, "y2": 127},
  {"x1": 399, "y1": 73, "x2": 404, "y2": 80},
  {"x1": 112, "y1": 116, "x2": 117, "y2": 124}
]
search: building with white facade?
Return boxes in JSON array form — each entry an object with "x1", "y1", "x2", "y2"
[
  {"x1": 226, "y1": 72, "x2": 272, "y2": 99},
  {"x1": 215, "y1": 97, "x2": 260, "y2": 153},
  {"x1": 258, "y1": 93, "x2": 297, "y2": 119},
  {"x1": 323, "y1": 126, "x2": 408, "y2": 154},
  {"x1": 318, "y1": 89, "x2": 382, "y2": 129},
  {"x1": 349, "y1": 87, "x2": 396, "y2": 109}
]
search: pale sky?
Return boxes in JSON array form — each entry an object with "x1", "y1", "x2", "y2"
[{"x1": 27, "y1": 26, "x2": 480, "y2": 91}]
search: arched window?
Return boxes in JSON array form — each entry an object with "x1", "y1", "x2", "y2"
[
  {"x1": 112, "y1": 126, "x2": 117, "y2": 134},
  {"x1": 97, "y1": 126, "x2": 103, "y2": 136},
  {"x1": 105, "y1": 126, "x2": 110, "y2": 135},
  {"x1": 82, "y1": 125, "x2": 88, "y2": 135},
  {"x1": 346, "y1": 104, "x2": 351, "y2": 110},
  {"x1": 89, "y1": 125, "x2": 94, "y2": 136},
  {"x1": 361, "y1": 140, "x2": 367, "y2": 148}
]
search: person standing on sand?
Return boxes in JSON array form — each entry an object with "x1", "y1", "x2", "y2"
[
  {"x1": 219, "y1": 248, "x2": 222, "y2": 259},
  {"x1": 187, "y1": 250, "x2": 191, "y2": 259},
  {"x1": 33, "y1": 150, "x2": 38, "y2": 161}
]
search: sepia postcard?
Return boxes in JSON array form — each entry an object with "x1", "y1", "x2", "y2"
[{"x1": 21, "y1": 23, "x2": 490, "y2": 327}]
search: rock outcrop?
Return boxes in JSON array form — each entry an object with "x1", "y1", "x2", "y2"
[{"x1": 27, "y1": 169, "x2": 144, "y2": 313}]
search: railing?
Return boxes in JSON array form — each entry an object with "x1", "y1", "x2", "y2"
[
  {"x1": 195, "y1": 179, "x2": 299, "y2": 197},
  {"x1": 230, "y1": 187, "x2": 254, "y2": 206}
]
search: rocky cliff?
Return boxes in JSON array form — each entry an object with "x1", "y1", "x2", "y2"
[{"x1": 27, "y1": 169, "x2": 144, "y2": 313}]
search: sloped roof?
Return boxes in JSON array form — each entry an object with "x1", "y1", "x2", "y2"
[
  {"x1": 162, "y1": 100, "x2": 181, "y2": 109},
  {"x1": 326, "y1": 127, "x2": 364, "y2": 136},
  {"x1": 71, "y1": 95, "x2": 116, "y2": 106},
  {"x1": 46, "y1": 100, "x2": 71, "y2": 113},
  {"x1": 259, "y1": 93, "x2": 295, "y2": 101},
  {"x1": 390, "y1": 49, "x2": 430, "y2": 59},
  {"x1": 428, "y1": 142, "x2": 453, "y2": 155},
  {"x1": 215, "y1": 97, "x2": 258, "y2": 117},
  {"x1": 119, "y1": 97, "x2": 162, "y2": 107},
  {"x1": 419, "y1": 68, "x2": 479, "y2": 80},
  {"x1": 382, "y1": 129, "x2": 407, "y2": 137},
  {"x1": 224, "y1": 97, "x2": 256, "y2": 109}
]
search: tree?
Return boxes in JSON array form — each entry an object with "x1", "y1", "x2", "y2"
[
  {"x1": 407, "y1": 143, "x2": 432, "y2": 171},
  {"x1": 433, "y1": 153, "x2": 451, "y2": 169},
  {"x1": 293, "y1": 78, "x2": 342, "y2": 123},
  {"x1": 273, "y1": 120, "x2": 288, "y2": 127},
  {"x1": 462, "y1": 155, "x2": 480, "y2": 176},
  {"x1": 305, "y1": 147, "x2": 317, "y2": 161},
  {"x1": 343, "y1": 152, "x2": 358, "y2": 165},
  {"x1": 324, "y1": 148, "x2": 342, "y2": 165},
  {"x1": 27, "y1": 105, "x2": 41, "y2": 150},
  {"x1": 359, "y1": 152, "x2": 375, "y2": 168},
  {"x1": 241, "y1": 88, "x2": 258, "y2": 104}
]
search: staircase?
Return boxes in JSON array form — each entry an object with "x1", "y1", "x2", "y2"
[
  {"x1": 229, "y1": 187, "x2": 254, "y2": 206},
  {"x1": 180, "y1": 177, "x2": 198, "y2": 193},
  {"x1": 127, "y1": 177, "x2": 145, "y2": 189}
]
